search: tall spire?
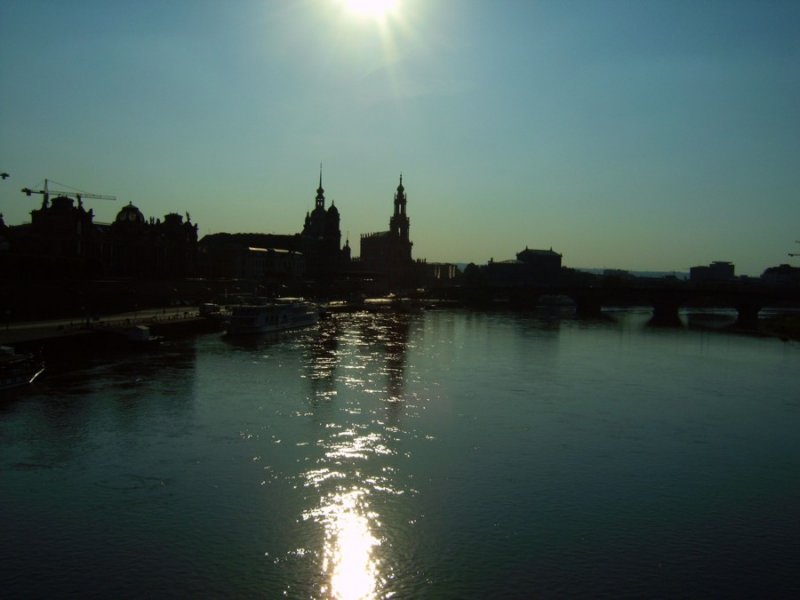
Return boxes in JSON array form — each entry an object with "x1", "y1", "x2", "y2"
[
  {"x1": 394, "y1": 173, "x2": 406, "y2": 216},
  {"x1": 315, "y1": 163, "x2": 325, "y2": 210}
]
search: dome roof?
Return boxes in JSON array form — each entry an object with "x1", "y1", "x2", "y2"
[
  {"x1": 115, "y1": 202, "x2": 145, "y2": 225},
  {"x1": 327, "y1": 202, "x2": 339, "y2": 216}
]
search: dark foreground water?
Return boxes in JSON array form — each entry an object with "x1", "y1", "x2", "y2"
[{"x1": 2, "y1": 309, "x2": 799, "y2": 598}]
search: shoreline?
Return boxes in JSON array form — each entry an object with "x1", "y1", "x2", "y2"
[
  {"x1": 759, "y1": 313, "x2": 800, "y2": 342},
  {"x1": 3, "y1": 306, "x2": 799, "y2": 352}
]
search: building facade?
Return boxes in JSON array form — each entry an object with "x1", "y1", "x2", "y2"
[
  {"x1": 690, "y1": 261, "x2": 735, "y2": 283},
  {"x1": 359, "y1": 175, "x2": 417, "y2": 290},
  {"x1": 109, "y1": 203, "x2": 199, "y2": 278},
  {"x1": 300, "y1": 172, "x2": 350, "y2": 280},
  {"x1": 197, "y1": 172, "x2": 350, "y2": 283},
  {"x1": 2, "y1": 195, "x2": 198, "y2": 279},
  {"x1": 761, "y1": 264, "x2": 800, "y2": 286},
  {"x1": 485, "y1": 246, "x2": 563, "y2": 287},
  {"x1": 239, "y1": 247, "x2": 305, "y2": 281}
]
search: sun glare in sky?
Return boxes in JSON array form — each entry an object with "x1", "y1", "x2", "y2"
[{"x1": 340, "y1": 0, "x2": 398, "y2": 20}]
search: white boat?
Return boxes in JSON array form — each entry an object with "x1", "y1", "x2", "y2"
[
  {"x1": 224, "y1": 299, "x2": 319, "y2": 336},
  {"x1": 0, "y1": 346, "x2": 45, "y2": 391}
]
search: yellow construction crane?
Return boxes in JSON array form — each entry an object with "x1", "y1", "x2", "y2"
[{"x1": 21, "y1": 178, "x2": 116, "y2": 207}]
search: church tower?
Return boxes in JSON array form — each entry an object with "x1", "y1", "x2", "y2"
[
  {"x1": 315, "y1": 170, "x2": 325, "y2": 212},
  {"x1": 303, "y1": 167, "x2": 329, "y2": 239},
  {"x1": 358, "y1": 174, "x2": 417, "y2": 291},
  {"x1": 389, "y1": 174, "x2": 412, "y2": 262},
  {"x1": 301, "y1": 166, "x2": 346, "y2": 279}
]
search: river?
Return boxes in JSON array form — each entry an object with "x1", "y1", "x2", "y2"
[{"x1": 1, "y1": 309, "x2": 799, "y2": 598}]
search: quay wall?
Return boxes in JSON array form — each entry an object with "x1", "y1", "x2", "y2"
[
  {"x1": 1, "y1": 278, "x2": 244, "y2": 322},
  {"x1": 3, "y1": 314, "x2": 222, "y2": 358}
]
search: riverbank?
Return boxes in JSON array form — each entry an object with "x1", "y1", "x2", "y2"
[
  {"x1": 760, "y1": 313, "x2": 800, "y2": 341},
  {"x1": 2, "y1": 304, "x2": 798, "y2": 354},
  {"x1": 0, "y1": 308, "x2": 222, "y2": 355}
]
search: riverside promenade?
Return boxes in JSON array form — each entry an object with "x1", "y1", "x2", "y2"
[{"x1": 0, "y1": 307, "x2": 217, "y2": 349}]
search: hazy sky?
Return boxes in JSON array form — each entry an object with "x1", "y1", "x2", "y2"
[{"x1": 2, "y1": 0, "x2": 798, "y2": 275}]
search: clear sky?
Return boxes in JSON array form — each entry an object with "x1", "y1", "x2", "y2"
[{"x1": 1, "y1": 0, "x2": 798, "y2": 275}]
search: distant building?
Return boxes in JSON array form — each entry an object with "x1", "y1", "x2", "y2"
[
  {"x1": 108, "y1": 203, "x2": 198, "y2": 278},
  {"x1": 422, "y1": 262, "x2": 461, "y2": 286},
  {"x1": 198, "y1": 233, "x2": 301, "y2": 279},
  {"x1": 197, "y1": 172, "x2": 350, "y2": 283},
  {"x1": 516, "y1": 247, "x2": 562, "y2": 275},
  {"x1": 239, "y1": 247, "x2": 305, "y2": 281},
  {"x1": 2, "y1": 195, "x2": 198, "y2": 279},
  {"x1": 602, "y1": 268, "x2": 634, "y2": 280},
  {"x1": 690, "y1": 261, "x2": 735, "y2": 283},
  {"x1": 486, "y1": 246, "x2": 563, "y2": 287},
  {"x1": 300, "y1": 171, "x2": 350, "y2": 279},
  {"x1": 359, "y1": 175, "x2": 418, "y2": 291},
  {"x1": 761, "y1": 264, "x2": 800, "y2": 286}
]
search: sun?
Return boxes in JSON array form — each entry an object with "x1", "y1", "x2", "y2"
[{"x1": 341, "y1": 0, "x2": 398, "y2": 20}]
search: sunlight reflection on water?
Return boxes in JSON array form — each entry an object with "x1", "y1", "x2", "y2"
[
  {"x1": 292, "y1": 313, "x2": 417, "y2": 598},
  {"x1": 306, "y1": 488, "x2": 383, "y2": 600},
  {"x1": 303, "y1": 427, "x2": 394, "y2": 600}
]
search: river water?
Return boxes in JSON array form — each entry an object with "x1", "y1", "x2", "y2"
[{"x1": 1, "y1": 309, "x2": 799, "y2": 598}]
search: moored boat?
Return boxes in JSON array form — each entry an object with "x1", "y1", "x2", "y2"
[
  {"x1": 0, "y1": 346, "x2": 45, "y2": 391},
  {"x1": 224, "y1": 299, "x2": 319, "y2": 336}
]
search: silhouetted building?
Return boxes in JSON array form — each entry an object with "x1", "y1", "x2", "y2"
[
  {"x1": 240, "y1": 247, "x2": 305, "y2": 281},
  {"x1": 198, "y1": 233, "x2": 301, "y2": 279},
  {"x1": 197, "y1": 172, "x2": 350, "y2": 282},
  {"x1": 602, "y1": 268, "x2": 634, "y2": 280},
  {"x1": 486, "y1": 246, "x2": 563, "y2": 286},
  {"x1": 2, "y1": 196, "x2": 197, "y2": 279},
  {"x1": 301, "y1": 171, "x2": 350, "y2": 279},
  {"x1": 109, "y1": 203, "x2": 198, "y2": 278},
  {"x1": 422, "y1": 262, "x2": 461, "y2": 286},
  {"x1": 359, "y1": 175, "x2": 417, "y2": 290},
  {"x1": 690, "y1": 261, "x2": 735, "y2": 283},
  {"x1": 761, "y1": 264, "x2": 800, "y2": 286}
]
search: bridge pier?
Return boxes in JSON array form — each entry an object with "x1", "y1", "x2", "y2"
[
  {"x1": 649, "y1": 301, "x2": 682, "y2": 327},
  {"x1": 508, "y1": 291, "x2": 540, "y2": 310},
  {"x1": 572, "y1": 295, "x2": 603, "y2": 318},
  {"x1": 734, "y1": 302, "x2": 762, "y2": 328}
]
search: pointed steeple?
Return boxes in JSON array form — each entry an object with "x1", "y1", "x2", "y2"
[
  {"x1": 393, "y1": 173, "x2": 407, "y2": 217},
  {"x1": 315, "y1": 163, "x2": 325, "y2": 211}
]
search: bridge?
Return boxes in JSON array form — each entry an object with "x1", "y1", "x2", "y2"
[{"x1": 428, "y1": 278, "x2": 800, "y2": 326}]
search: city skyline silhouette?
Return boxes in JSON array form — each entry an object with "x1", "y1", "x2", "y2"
[{"x1": 1, "y1": 1, "x2": 799, "y2": 276}]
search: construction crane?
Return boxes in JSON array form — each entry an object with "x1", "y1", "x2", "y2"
[{"x1": 21, "y1": 178, "x2": 116, "y2": 207}]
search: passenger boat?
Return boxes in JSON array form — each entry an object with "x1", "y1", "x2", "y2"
[
  {"x1": 224, "y1": 299, "x2": 320, "y2": 336},
  {"x1": 0, "y1": 346, "x2": 45, "y2": 391}
]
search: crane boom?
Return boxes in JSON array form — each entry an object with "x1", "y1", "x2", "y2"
[{"x1": 21, "y1": 178, "x2": 116, "y2": 204}]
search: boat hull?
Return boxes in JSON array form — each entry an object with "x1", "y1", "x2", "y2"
[{"x1": 224, "y1": 301, "x2": 319, "y2": 336}]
